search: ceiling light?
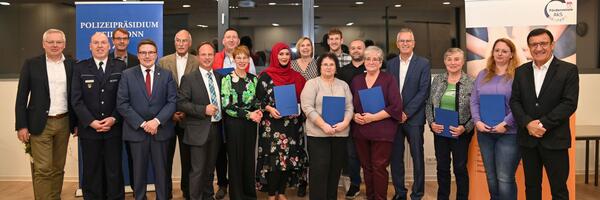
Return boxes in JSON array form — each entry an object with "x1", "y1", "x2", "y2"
[
  {"x1": 0, "y1": 2, "x2": 9, "y2": 6},
  {"x1": 293, "y1": 3, "x2": 300, "y2": 6},
  {"x1": 346, "y1": 22, "x2": 354, "y2": 26},
  {"x1": 182, "y1": 4, "x2": 191, "y2": 8},
  {"x1": 272, "y1": 23, "x2": 280, "y2": 27},
  {"x1": 443, "y1": 1, "x2": 451, "y2": 5},
  {"x1": 313, "y1": 5, "x2": 319, "y2": 8},
  {"x1": 355, "y1": 2, "x2": 364, "y2": 5},
  {"x1": 394, "y1": 4, "x2": 402, "y2": 8},
  {"x1": 196, "y1": 24, "x2": 208, "y2": 28},
  {"x1": 268, "y1": 2, "x2": 276, "y2": 6}
]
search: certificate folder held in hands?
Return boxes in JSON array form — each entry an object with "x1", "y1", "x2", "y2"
[
  {"x1": 480, "y1": 94, "x2": 505, "y2": 127},
  {"x1": 358, "y1": 86, "x2": 385, "y2": 114},
  {"x1": 274, "y1": 84, "x2": 299, "y2": 117},
  {"x1": 322, "y1": 96, "x2": 345, "y2": 125},
  {"x1": 434, "y1": 108, "x2": 459, "y2": 139},
  {"x1": 215, "y1": 67, "x2": 234, "y2": 76}
]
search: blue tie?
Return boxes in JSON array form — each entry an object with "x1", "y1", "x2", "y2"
[{"x1": 206, "y1": 72, "x2": 221, "y2": 121}]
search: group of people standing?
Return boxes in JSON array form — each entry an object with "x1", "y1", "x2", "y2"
[{"x1": 15, "y1": 25, "x2": 577, "y2": 200}]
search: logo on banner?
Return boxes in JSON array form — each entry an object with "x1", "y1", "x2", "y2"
[{"x1": 544, "y1": 0, "x2": 574, "y2": 22}]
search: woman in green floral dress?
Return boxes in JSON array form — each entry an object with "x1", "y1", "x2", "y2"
[
  {"x1": 221, "y1": 45, "x2": 263, "y2": 200},
  {"x1": 256, "y1": 42, "x2": 308, "y2": 200}
]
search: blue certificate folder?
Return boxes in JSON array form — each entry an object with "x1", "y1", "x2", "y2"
[
  {"x1": 322, "y1": 96, "x2": 345, "y2": 125},
  {"x1": 434, "y1": 108, "x2": 459, "y2": 139},
  {"x1": 215, "y1": 67, "x2": 234, "y2": 76},
  {"x1": 358, "y1": 86, "x2": 385, "y2": 114},
  {"x1": 480, "y1": 94, "x2": 505, "y2": 127},
  {"x1": 274, "y1": 84, "x2": 299, "y2": 117}
]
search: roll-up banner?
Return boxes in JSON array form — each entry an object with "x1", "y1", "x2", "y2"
[
  {"x1": 75, "y1": 1, "x2": 164, "y2": 196},
  {"x1": 465, "y1": 0, "x2": 576, "y2": 199}
]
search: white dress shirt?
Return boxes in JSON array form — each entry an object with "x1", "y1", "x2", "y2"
[
  {"x1": 176, "y1": 53, "x2": 188, "y2": 85},
  {"x1": 46, "y1": 54, "x2": 68, "y2": 116},
  {"x1": 223, "y1": 53, "x2": 257, "y2": 74},
  {"x1": 398, "y1": 53, "x2": 413, "y2": 94},
  {"x1": 94, "y1": 57, "x2": 108, "y2": 73},
  {"x1": 140, "y1": 65, "x2": 156, "y2": 93},
  {"x1": 532, "y1": 56, "x2": 553, "y2": 97},
  {"x1": 199, "y1": 67, "x2": 222, "y2": 122}
]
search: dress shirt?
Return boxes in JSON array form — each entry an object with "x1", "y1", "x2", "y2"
[
  {"x1": 94, "y1": 57, "x2": 108, "y2": 73},
  {"x1": 199, "y1": 67, "x2": 222, "y2": 122},
  {"x1": 532, "y1": 56, "x2": 553, "y2": 97},
  {"x1": 140, "y1": 65, "x2": 155, "y2": 93},
  {"x1": 398, "y1": 53, "x2": 413, "y2": 93},
  {"x1": 223, "y1": 53, "x2": 257, "y2": 74},
  {"x1": 46, "y1": 54, "x2": 68, "y2": 116},
  {"x1": 176, "y1": 53, "x2": 188, "y2": 85}
]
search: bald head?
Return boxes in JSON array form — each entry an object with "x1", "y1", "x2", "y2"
[
  {"x1": 174, "y1": 29, "x2": 192, "y2": 56},
  {"x1": 90, "y1": 32, "x2": 110, "y2": 59},
  {"x1": 349, "y1": 39, "x2": 366, "y2": 62}
]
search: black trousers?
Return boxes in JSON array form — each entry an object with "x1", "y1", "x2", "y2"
[
  {"x1": 265, "y1": 169, "x2": 290, "y2": 196},
  {"x1": 225, "y1": 117, "x2": 258, "y2": 200},
  {"x1": 521, "y1": 145, "x2": 569, "y2": 200},
  {"x1": 189, "y1": 122, "x2": 222, "y2": 200},
  {"x1": 80, "y1": 136, "x2": 124, "y2": 200},
  {"x1": 129, "y1": 138, "x2": 169, "y2": 200},
  {"x1": 307, "y1": 136, "x2": 348, "y2": 200},
  {"x1": 167, "y1": 125, "x2": 191, "y2": 199},
  {"x1": 433, "y1": 132, "x2": 472, "y2": 200},
  {"x1": 211, "y1": 128, "x2": 229, "y2": 189}
]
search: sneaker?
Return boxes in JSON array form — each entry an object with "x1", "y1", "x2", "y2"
[
  {"x1": 345, "y1": 184, "x2": 360, "y2": 199},
  {"x1": 215, "y1": 187, "x2": 227, "y2": 199}
]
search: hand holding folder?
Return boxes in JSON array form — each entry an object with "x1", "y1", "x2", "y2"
[
  {"x1": 273, "y1": 84, "x2": 299, "y2": 117},
  {"x1": 434, "y1": 108, "x2": 459, "y2": 139},
  {"x1": 322, "y1": 96, "x2": 345, "y2": 125},
  {"x1": 358, "y1": 86, "x2": 385, "y2": 114}
]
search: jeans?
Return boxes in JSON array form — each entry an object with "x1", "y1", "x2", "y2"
[{"x1": 478, "y1": 133, "x2": 520, "y2": 200}]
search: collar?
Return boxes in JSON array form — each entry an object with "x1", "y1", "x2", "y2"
[
  {"x1": 399, "y1": 53, "x2": 413, "y2": 63},
  {"x1": 198, "y1": 66, "x2": 213, "y2": 75},
  {"x1": 176, "y1": 53, "x2": 189, "y2": 60},
  {"x1": 45, "y1": 54, "x2": 65, "y2": 64},
  {"x1": 114, "y1": 51, "x2": 128, "y2": 59},
  {"x1": 140, "y1": 65, "x2": 155, "y2": 73},
  {"x1": 532, "y1": 55, "x2": 553, "y2": 70},
  {"x1": 93, "y1": 57, "x2": 108, "y2": 67}
]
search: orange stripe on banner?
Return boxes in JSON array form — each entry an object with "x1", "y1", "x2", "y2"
[{"x1": 468, "y1": 115, "x2": 576, "y2": 200}]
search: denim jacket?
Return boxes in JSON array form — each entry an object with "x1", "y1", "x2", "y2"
[{"x1": 425, "y1": 71, "x2": 474, "y2": 133}]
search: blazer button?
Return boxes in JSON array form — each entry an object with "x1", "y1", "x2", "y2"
[
  {"x1": 101, "y1": 89, "x2": 104, "y2": 93},
  {"x1": 535, "y1": 103, "x2": 539, "y2": 107},
  {"x1": 101, "y1": 113, "x2": 105, "y2": 116},
  {"x1": 101, "y1": 101, "x2": 104, "y2": 104},
  {"x1": 46, "y1": 110, "x2": 49, "y2": 113}
]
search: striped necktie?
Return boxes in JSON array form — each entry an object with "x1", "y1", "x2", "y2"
[{"x1": 206, "y1": 72, "x2": 221, "y2": 121}]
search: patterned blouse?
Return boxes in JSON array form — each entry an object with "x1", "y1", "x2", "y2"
[
  {"x1": 220, "y1": 71, "x2": 259, "y2": 119},
  {"x1": 291, "y1": 58, "x2": 319, "y2": 81}
]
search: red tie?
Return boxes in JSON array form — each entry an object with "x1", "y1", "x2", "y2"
[{"x1": 145, "y1": 69, "x2": 152, "y2": 97}]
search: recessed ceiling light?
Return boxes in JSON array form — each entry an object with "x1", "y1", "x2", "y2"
[
  {"x1": 355, "y1": 1, "x2": 364, "y2": 5},
  {"x1": 182, "y1": 4, "x2": 191, "y2": 8},
  {"x1": 196, "y1": 24, "x2": 208, "y2": 28},
  {"x1": 313, "y1": 5, "x2": 319, "y2": 8},
  {"x1": 0, "y1": 2, "x2": 9, "y2": 6},
  {"x1": 268, "y1": 2, "x2": 276, "y2": 6},
  {"x1": 346, "y1": 22, "x2": 354, "y2": 26},
  {"x1": 442, "y1": 2, "x2": 451, "y2": 5},
  {"x1": 272, "y1": 23, "x2": 280, "y2": 27},
  {"x1": 394, "y1": 4, "x2": 402, "y2": 8}
]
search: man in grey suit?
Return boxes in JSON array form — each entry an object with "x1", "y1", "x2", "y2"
[
  {"x1": 178, "y1": 42, "x2": 223, "y2": 200},
  {"x1": 159, "y1": 29, "x2": 198, "y2": 199},
  {"x1": 117, "y1": 39, "x2": 177, "y2": 200},
  {"x1": 387, "y1": 28, "x2": 431, "y2": 200}
]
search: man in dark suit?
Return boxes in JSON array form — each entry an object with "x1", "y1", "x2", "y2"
[
  {"x1": 117, "y1": 39, "x2": 177, "y2": 200},
  {"x1": 109, "y1": 28, "x2": 139, "y2": 68},
  {"x1": 15, "y1": 28, "x2": 77, "y2": 200},
  {"x1": 71, "y1": 32, "x2": 126, "y2": 199},
  {"x1": 178, "y1": 42, "x2": 223, "y2": 200},
  {"x1": 510, "y1": 28, "x2": 579, "y2": 200},
  {"x1": 158, "y1": 29, "x2": 198, "y2": 199},
  {"x1": 387, "y1": 28, "x2": 431, "y2": 200}
]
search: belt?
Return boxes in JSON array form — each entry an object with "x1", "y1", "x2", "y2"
[{"x1": 48, "y1": 112, "x2": 68, "y2": 119}]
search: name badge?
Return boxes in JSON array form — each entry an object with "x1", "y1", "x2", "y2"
[
  {"x1": 85, "y1": 80, "x2": 94, "y2": 83},
  {"x1": 109, "y1": 79, "x2": 118, "y2": 83}
]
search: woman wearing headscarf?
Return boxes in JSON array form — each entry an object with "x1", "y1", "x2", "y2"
[{"x1": 256, "y1": 42, "x2": 308, "y2": 200}]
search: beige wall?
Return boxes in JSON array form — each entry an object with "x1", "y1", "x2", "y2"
[{"x1": 1, "y1": 74, "x2": 598, "y2": 180}]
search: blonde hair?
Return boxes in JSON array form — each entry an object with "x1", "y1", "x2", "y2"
[
  {"x1": 295, "y1": 37, "x2": 313, "y2": 58},
  {"x1": 484, "y1": 38, "x2": 520, "y2": 82}
]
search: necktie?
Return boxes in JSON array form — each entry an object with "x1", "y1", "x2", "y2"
[
  {"x1": 206, "y1": 72, "x2": 221, "y2": 121},
  {"x1": 145, "y1": 69, "x2": 152, "y2": 97},
  {"x1": 98, "y1": 61, "x2": 104, "y2": 74}
]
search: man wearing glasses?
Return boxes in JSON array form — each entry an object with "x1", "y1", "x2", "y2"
[
  {"x1": 510, "y1": 28, "x2": 579, "y2": 200},
  {"x1": 117, "y1": 39, "x2": 177, "y2": 200},
  {"x1": 15, "y1": 28, "x2": 77, "y2": 200},
  {"x1": 110, "y1": 28, "x2": 139, "y2": 68}
]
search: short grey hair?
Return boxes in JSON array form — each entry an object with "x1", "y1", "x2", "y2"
[
  {"x1": 174, "y1": 29, "x2": 192, "y2": 42},
  {"x1": 443, "y1": 48, "x2": 465, "y2": 60},
  {"x1": 396, "y1": 27, "x2": 414, "y2": 41},
  {"x1": 364, "y1": 46, "x2": 384, "y2": 61},
  {"x1": 42, "y1": 28, "x2": 66, "y2": 42}
]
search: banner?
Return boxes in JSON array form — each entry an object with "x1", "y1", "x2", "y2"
[
  {"x1": 75, "y1": 1, "x2": 164, "y2": 195},
  {"x1": 465, "y1": 0, "x2": 577, "y2": 199}
]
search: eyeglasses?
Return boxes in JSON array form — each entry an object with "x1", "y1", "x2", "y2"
[
  {"x1": 398, "y1": 39, "x2": 414, "y2": 43},
  {"x1": 528, "y1": 42, "x2": 551, "y2": 49},
  {"x1": 138, "y1": 51, "x2": 157, "y2": 56},
  {"x1": 365, "y1": 57, "x2": 382, "y2": 63},
  {"x1": 113, "y1": 37, "x2": 129, "y2": 41},
  {"x1": 45, "y1": 40, "x2": 65, "y2": 45}
]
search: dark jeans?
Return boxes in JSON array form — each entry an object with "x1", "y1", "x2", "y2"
[
  {"x1": 391, "y1": 124, "x2": 425, "y2": 200},
  {"x1": 434, "y1": 131, "x2": 472, "y2": 200},
  {"x1": 521, "y1": 145, "x2": 569, "y2": 200},
  {"x1": 307, "y1": 136, "x2": 348, "y2": 200},
  {"x1": 478, "y1": 133, "x2": 520, "y2": 200},
  {"x1": 345, "y1": 133, "x2": 362, "y2": 186}
]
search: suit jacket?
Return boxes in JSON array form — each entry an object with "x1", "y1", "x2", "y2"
[
  {"x1": 177, "y1": 68, "x2": 223, "y2": 146},
  {"x1": 117, "y1": 65, "x2": 177, "y2": 142},
  {"x1": 510, "y1": 57, "x2": 579, "y2": 149},
  {"x1": 15, "y1": 54, "x2": 77, "y2": 135},
  {"x1": 387, "y1": 55, "x2": 431, "y2": 126},
  {"x1": 158, "y1": 53, "x2": 198, "y2": 86},
  {"x1": 109, "y1": 51, "x2": 139, "y2": 68},
  {"x1": 71, "y1": 58, "x2": 126, "y2": 139}
]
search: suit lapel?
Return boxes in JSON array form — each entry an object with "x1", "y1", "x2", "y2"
[
  {"x1": 152, "y1": 67, "x2": 162, "y2": 101},
  {"x1": 184, "y1": 56, "x2": 195, "y2": 75},
  {"x1": 196, "y1": 71, "x2": 210, "y2": 102},
  {"x1": 40, "y1": 56, "x2": 50, "y2": 95},
  {"x1": 537, "y1": 58, "x2": 558, "y2": 99}
]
